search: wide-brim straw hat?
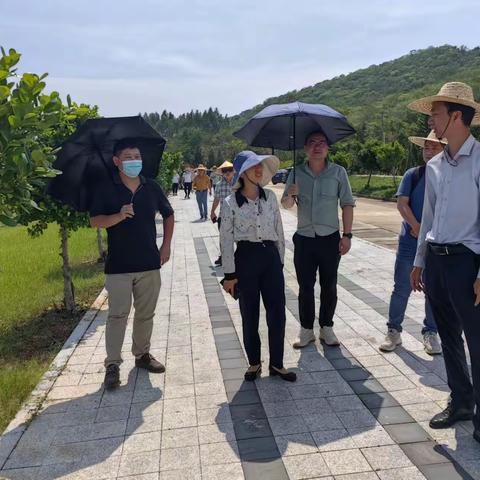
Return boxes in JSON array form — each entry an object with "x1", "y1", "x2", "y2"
[
  {"x1": 196, "y1": 164, "x2": 207, "y2": 171},
  {"x1": 408, "y1": 130, "x2": 448, "y2": 148},
  {"x1": 218, "y1": 161, "x2": 234, "y2": 170},
  {"x1": 408, "y1": 82, "x2": 480, "y2": 126},
  {"x1": 232, "y1": 151, "x2": 280, "y2": 191}
]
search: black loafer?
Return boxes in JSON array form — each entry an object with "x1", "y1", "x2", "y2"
[
  {"x1": 269, "y1": 367, "x2": 297, "y2": 382},
  {"x1": 135, "y1": 353, "x2": 166, "y2": 373},
  {"x1": 104, "y1": 364, "x2": 120, "y2": 390},
  {"x1": 244, "y1": 365, "x2": 261, "y2": 381},
  {"x1": 429, "y1": 404, "x2": 473, "y2": 429}
]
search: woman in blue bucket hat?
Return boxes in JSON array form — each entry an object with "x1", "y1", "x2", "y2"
[{"x1": 220, "y1": 151, "x2": 297, "y2": 382}]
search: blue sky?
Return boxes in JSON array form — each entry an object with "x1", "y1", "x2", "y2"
[{"x1": 2, "y1": 0, "x2": 478, "y2": 116}]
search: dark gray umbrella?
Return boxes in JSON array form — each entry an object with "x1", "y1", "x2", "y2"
[
  {"x1": 233, "y1": 101, "x2": 355, "y2": 180},
  {"x1": 48, "y1": 116, "x2": 166, "y2": 211}
]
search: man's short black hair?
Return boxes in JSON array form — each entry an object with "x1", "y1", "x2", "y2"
[
  {"x1": 113, "y1": 138, "x2": 141, "y2": 157},
  {"x1": 445, "y1": 102, "x2": 475, "y2": 127},
  {"x1": 304, "y1": 129, "x2": 329, "y2": 146}
]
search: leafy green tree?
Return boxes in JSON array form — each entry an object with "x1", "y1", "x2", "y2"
[
  {"x1": 157, "y1": 151, "x2": 183, "y2": 193},
  {"x1": 0, "y1": 47, "x2": 63, "y2": 225},
  {"x1": 376, "y1": 141, "x2": 406, "y2": 187},
  {"x1": 357, "y1": 139, "x2": 382, "y2": 187},
  {"x1": 23, "y1": 101, "x2": 99, "y2": 312}
]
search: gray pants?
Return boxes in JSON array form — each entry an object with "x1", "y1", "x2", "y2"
[{"x1": 104, "y1": 269, "x2": 161, "y2": 366}]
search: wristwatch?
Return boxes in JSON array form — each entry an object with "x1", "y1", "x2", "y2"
[{"x1": 343, "y1": 232, "x2": 353, "y2": 239}]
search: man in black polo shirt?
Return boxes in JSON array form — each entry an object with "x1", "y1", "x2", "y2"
[{"x1": 90, "y1": 139, "x2": 174, "y2": 389}]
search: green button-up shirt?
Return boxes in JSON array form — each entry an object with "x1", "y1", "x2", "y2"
[{"x1": 283, "y1": 162, "x2": 355, "y2": 237}]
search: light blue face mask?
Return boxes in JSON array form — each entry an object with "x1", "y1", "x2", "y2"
[{"x1": 122, "y1": 160, "x2": 142, "y2": 178}]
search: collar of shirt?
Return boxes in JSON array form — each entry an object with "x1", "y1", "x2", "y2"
[
  {"x1": 113, "y1": 171, "x2": 147, "y2": 185},
  {"x1": 444, "y1": 134, "x2": 476, "y2": 162},
  {"x1": 304, "y1": 160, "x2": 332, "y2": 178},
  {"x1": 235, "y1": 187, "x2": 267, "y2": 207}
]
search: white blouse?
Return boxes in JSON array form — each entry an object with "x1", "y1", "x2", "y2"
[{"x1": 219, "y1": 188, "x2": 285, "y2": 276}]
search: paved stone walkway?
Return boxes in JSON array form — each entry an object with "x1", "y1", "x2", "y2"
[{"x1": 1, "y1": 193, "x2": 480, "y2": 480}]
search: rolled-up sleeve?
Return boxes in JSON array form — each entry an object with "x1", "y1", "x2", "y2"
[
  {"x1": 338, "y1": 167, "x2": 355, "y2": 208},
  {"x1": 219, "y1": 198, "x2": 236, "y2": 278}
]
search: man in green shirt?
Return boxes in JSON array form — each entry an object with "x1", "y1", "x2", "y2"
[{"x1": 282, "y1": 130, "x2": 355, "y2": 347}]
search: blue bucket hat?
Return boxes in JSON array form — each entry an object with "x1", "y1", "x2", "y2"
[{"x1": 232, "y1": 150, "x2": 280, "y2": 190}]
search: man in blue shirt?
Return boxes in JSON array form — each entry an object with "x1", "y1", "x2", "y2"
[{"x1": 380, "y1": 131, "x2": 445, "y2": 355}]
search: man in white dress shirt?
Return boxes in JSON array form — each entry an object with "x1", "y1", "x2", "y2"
[{"x1": 409, "y1": 82, "x2": 480, "y2": 440}]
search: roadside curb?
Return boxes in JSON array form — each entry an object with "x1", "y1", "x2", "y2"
[{"x1": 0, "y1": 288, "x2": 108, "y2": 469}]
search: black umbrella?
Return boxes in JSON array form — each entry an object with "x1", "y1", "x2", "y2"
[
  {"x1": 233, "y1": 101, "x2": 355, "y2": 180},
  {"x1": 48, "y1": 116, "x2": 166, "y2": 211}
]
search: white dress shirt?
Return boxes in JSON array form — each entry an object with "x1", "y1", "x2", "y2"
[
  {"x1": 414, "y1": 135, "x2": 480, "y2": 276},
  {"x1": 220, "y1": 188, "x2": 285, "y2": 276}
]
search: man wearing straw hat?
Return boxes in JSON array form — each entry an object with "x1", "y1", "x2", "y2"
[
  {"x1": 192, "y1": 164, "x2": 212, "y2": 220},
  {"x1": 409, "y1": 82, "x2": 480, "y2": 438},
  {"x1": 210, "y1": 160, "x2": 235, "y2": 266},
  {"x1": 380, "y1": 130, "x2": 446, "y2": 355}
]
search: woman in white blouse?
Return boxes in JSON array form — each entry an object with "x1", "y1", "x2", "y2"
[{"x1": 220, "y1": 151, "x2": 296, "y2": 382}]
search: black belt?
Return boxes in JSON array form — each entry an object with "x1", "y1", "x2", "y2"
[
  {"x1": 428, "y1": 243, "x2": 474, "y2": 256},
  {"x1": 238, "y1": 240, "x2": 275, "y2": 247}
]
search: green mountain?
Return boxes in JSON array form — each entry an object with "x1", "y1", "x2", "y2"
[{"x1": 145, "y1": 45, "x2": 480, "y2": 170}]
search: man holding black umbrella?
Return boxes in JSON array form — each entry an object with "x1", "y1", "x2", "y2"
[
  {"x1": 89, "y1": 139, "x2": 174, "y2": 390},
  {"x1": 282, "y1": 130, "x2": 355, "y2": 348}
]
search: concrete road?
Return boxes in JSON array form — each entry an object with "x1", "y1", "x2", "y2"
[{"x1": 270, "y1": 184, "x2": 401, "y2": 251}]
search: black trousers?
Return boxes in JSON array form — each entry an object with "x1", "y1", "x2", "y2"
[
  {"x1": 293, "y1": 231, "x2": 341, "y2": 329},
  {"x1": 184, "y1": 182, "x2": 192, "y2": 197},
  {"x1": 236, "y1": 242, "x2": 286, "y2": 369},
  {"x1": 425, "y1": 248, "x2": 480, "y2": 429},
  {"x1": 172, "y1": 183, "x2": 179, "y2": 195}
]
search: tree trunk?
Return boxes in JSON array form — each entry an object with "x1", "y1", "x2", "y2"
[
  {"x1": 366, "y1": 171, "x2": 372, "y2": 188},
  {"x1": 60, "y1": 224, "x2": 76, "y2": 312},
  {"x1": 96, "y1": 228, "x2": 106, "y2": 262}
]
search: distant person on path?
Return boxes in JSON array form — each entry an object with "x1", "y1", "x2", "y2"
[
  {"x1": 380, "y1": 130, "x2": 445, "y2": 355},
  {"x1": 171, "y1": 172, "x2": 180, "y2": 196},
  {"x1": 89, "y1": 139, "x2": 174, "y2": 390},
  {"x1": 409, "y1": 82, "x2": 480, "y2": 440},
  {"x1": 221, "y1": 151, "x2": 296, "y2": 382},
  {"x1": 210, "y1": 165, "x2": 223, "y2": 193},
  {"x1": 183, "y1": 168, "x2": 193, "y2": 199},
  {"x1": 282, "y1": 130, "x2": 355, "y2": 348},
  {"x1": 210, "y1": 160, "x2": 235, "y2": 266},
  {"x1": 192, "y1": 164, "x2": 212, "y2": 220}
]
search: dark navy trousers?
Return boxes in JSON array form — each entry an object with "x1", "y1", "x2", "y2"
[{"x1": 425, "y1": 248, "x2": 480, "y2": 429}]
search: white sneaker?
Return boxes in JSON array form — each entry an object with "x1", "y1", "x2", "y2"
[
  {"x1": 379, "y1": 328, "x2": 402, "y2": 352},
  {"x1": 293, "y1": 328, "x2": 315, "y2": 349},
  {"x1": 319, "y1": 326, "x2": 340, "y2": 346},
  {"x1": 423, "y1": 332, "x2": 442, "y2": 355}
]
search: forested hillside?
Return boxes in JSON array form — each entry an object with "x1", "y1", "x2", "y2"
[{"x1": 144, "y1": 45, "x2": 480, "y2": 173}]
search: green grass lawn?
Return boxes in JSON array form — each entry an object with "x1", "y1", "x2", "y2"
[
  {"x1": 349, "y1": 174, "x2": 401, "y2": 200},
  {"x1": 0, "y1": 224, "x2": 105, "y2": 432}
]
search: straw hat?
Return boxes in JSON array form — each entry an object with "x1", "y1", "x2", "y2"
[
  {"x1": 218, "y1": 161, "x2": 234, "y2": 170},
  {"x1": 196, "y1": 164, "x2": 207, "y2": 171},
  {"x1": 232, "y1": 151, "x2": 280, "y2": 191},
  {"x1": 408, "y1": 130, "x2": 448, "y2": 148},
  {"x1": 408, "y1": 82, "x2": 480, "y2": 125}
]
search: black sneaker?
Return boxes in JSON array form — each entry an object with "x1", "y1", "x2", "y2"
[
  {"x1": 214, "y1": 256, "x2": 222, "y2": 266},
  {"x1": 104, "y1": 364, "x2": 120, "y2": 390},
  {"x1": 135, "y1": 353, "x2": 166, "y2": 373},
  {"x1": 429, "y1": 403, "x2": 473, "y2": 429}
]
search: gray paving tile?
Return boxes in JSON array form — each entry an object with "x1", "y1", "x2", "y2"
[
  {"x1": 117, "y1": 450, "x2": 161, "y2": 477},
  {"x1": 418, "y1": 462, "x2": 474, "y2": 480},
  {"x1": 283, "y1": 452, "x2": 331, "y2": 479},
  {"x1": 361, "y1": 445, "x2": 413, "y2": 470},
  {"x1": 242, "y1": 457, "x2": 289, "y2": 480},
  {"x1": 237, "y1": 436, "x2": 280, "y2": 460},
  {"x1": 227, "y1": 389, "x2": 261, "y2": 405},
  {"x1": 371, "y1": 406, "x2": 416, "y2": 425},
  {"x1": 349, "y1": 379, "x2": 385, "y2": 394},
  {"x1": 400, "y1": 441, "x2": 452, "y2": 467},
  {"x1": 322, "y1": 448, "x2": 371, "y2": 476},
  {"x1": 233, "y1": 418, "x2": 272, "y2": 440},
  {"x1": 383, "y1": 423, "x2": 431, "y2": 444},
  {"x1": 376, "y1": 467, "x2": 426, "y2": 480},
  {"x1": 339, "y1": 368, "x2": 373, "y2": 382},
  {"x1": 359, "y1": 392, "x2": 400, "y2": 409}
]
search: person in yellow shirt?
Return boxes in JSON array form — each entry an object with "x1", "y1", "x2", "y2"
[{"x1": 192, "y1": 164, "x2": 212, "y2": 220}]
